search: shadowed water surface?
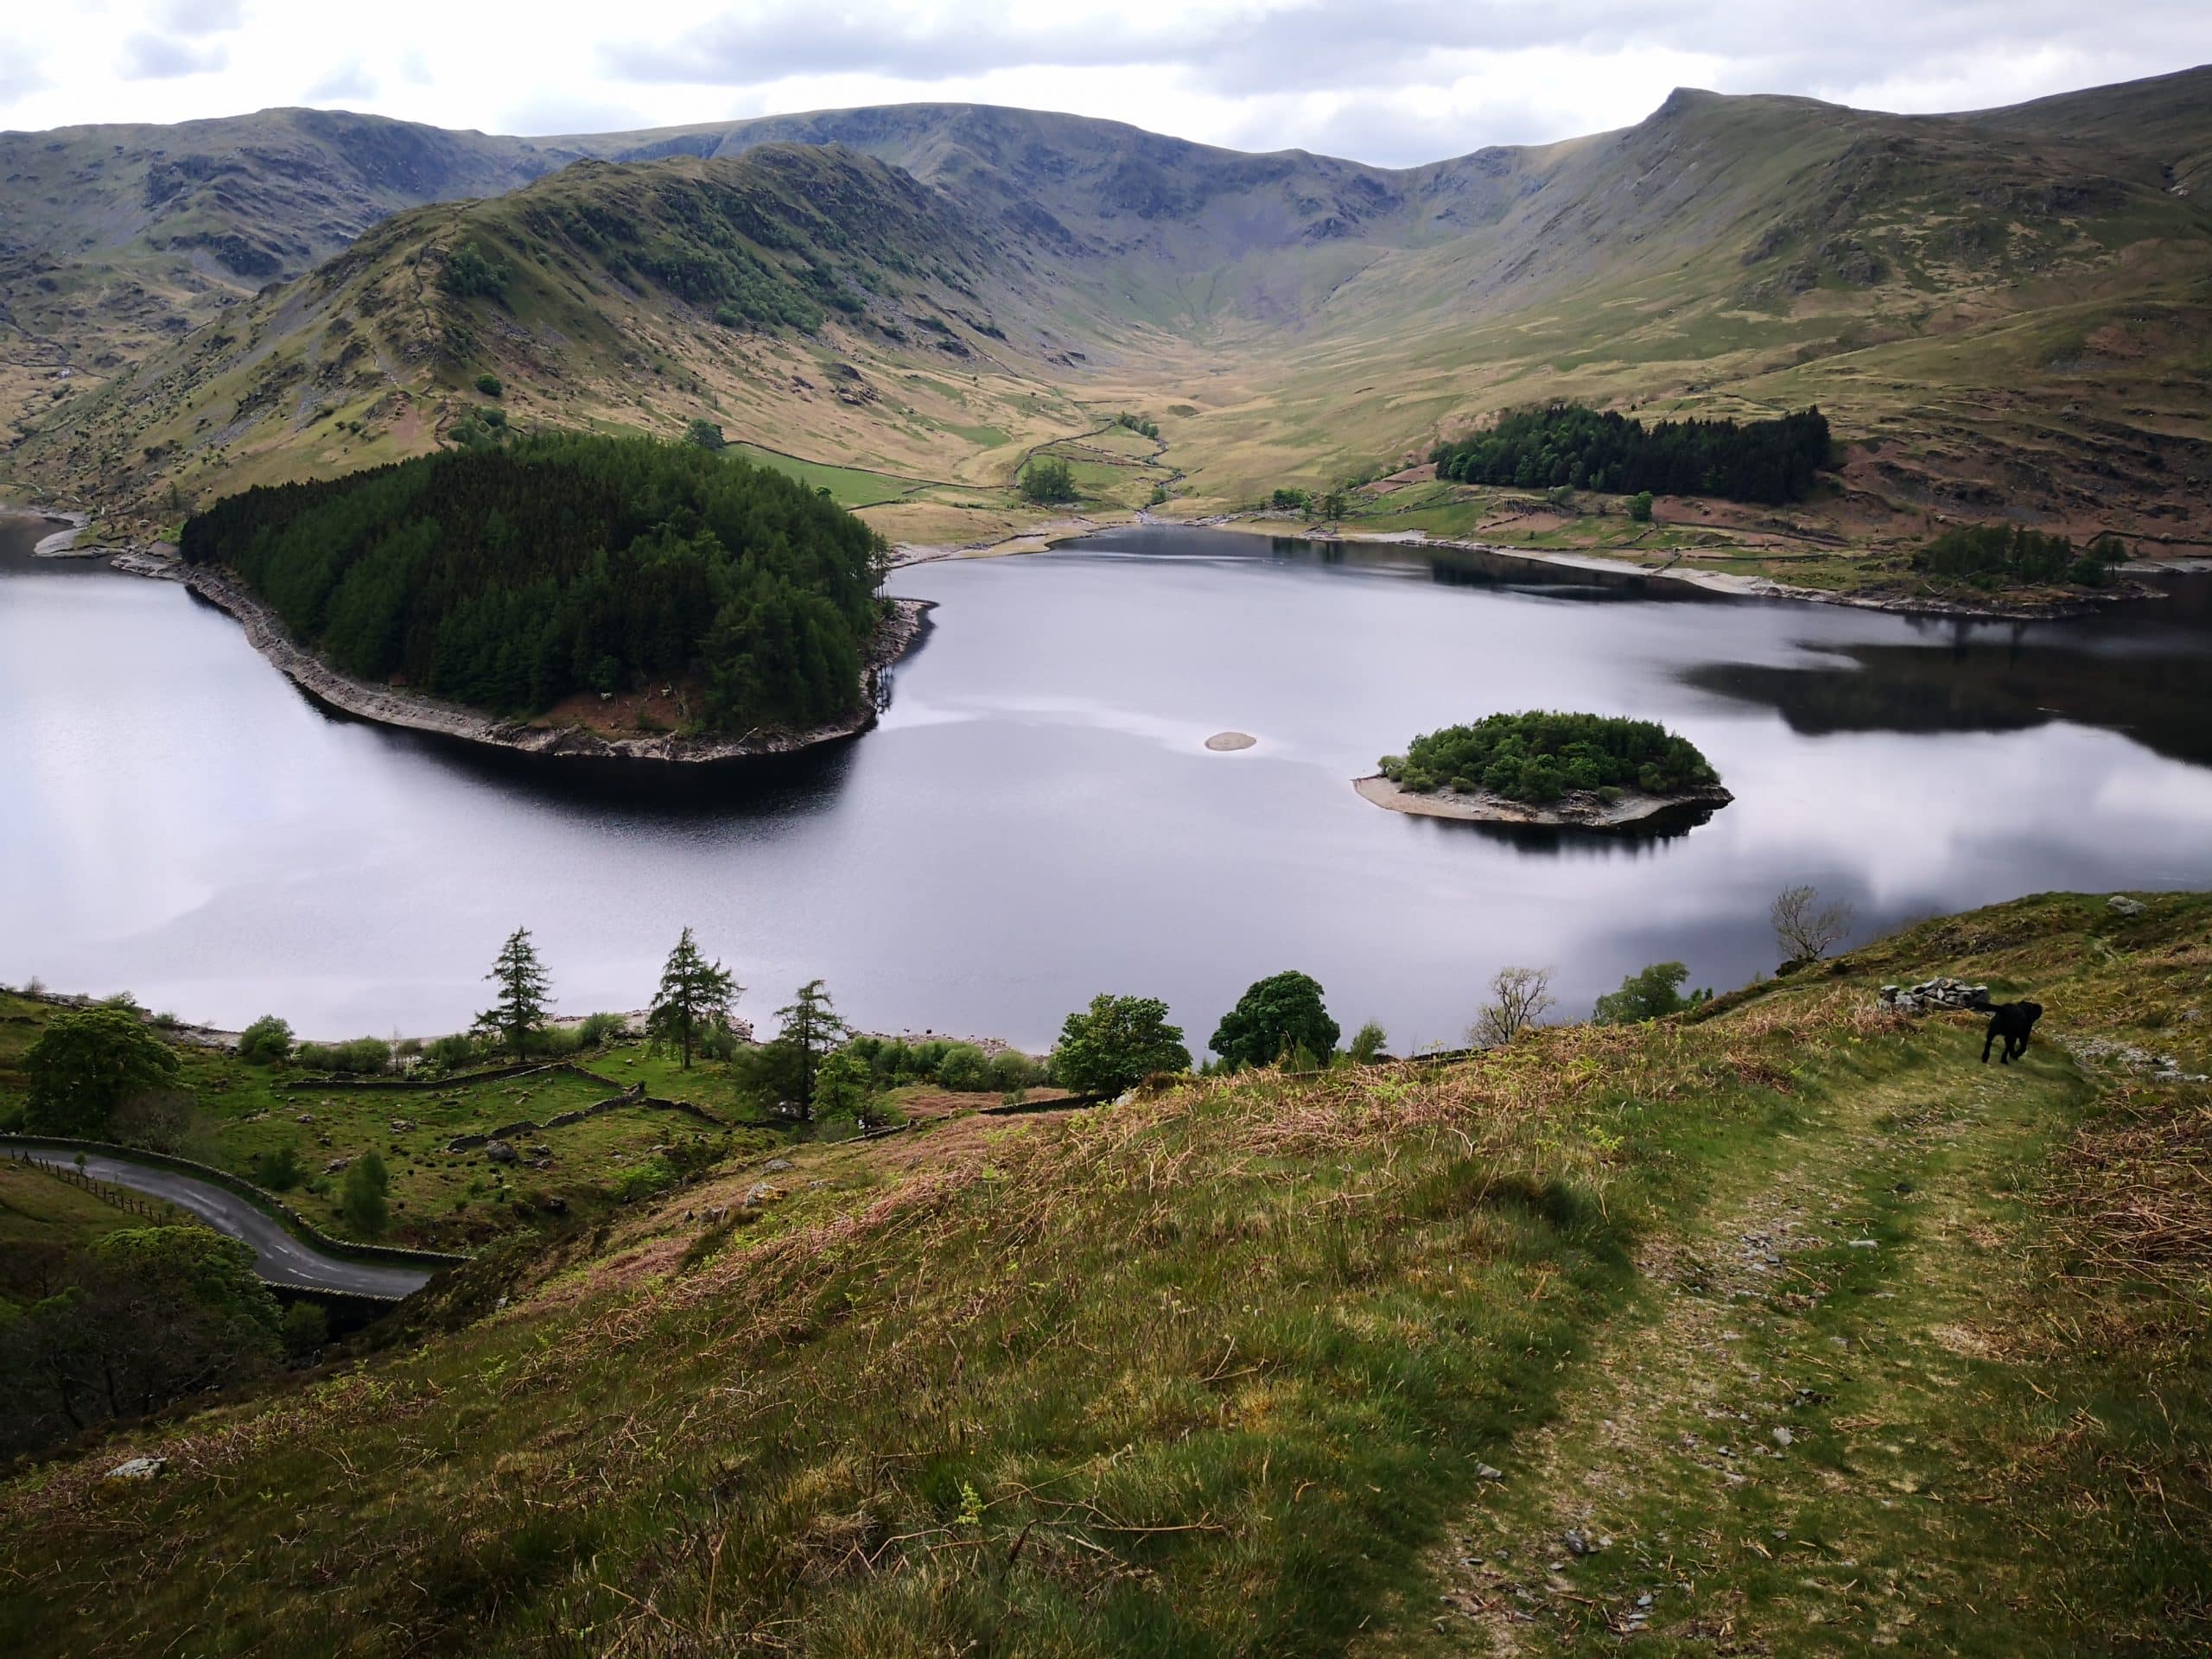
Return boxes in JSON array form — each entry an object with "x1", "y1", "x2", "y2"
[{"x1": 4, "y1": 515, "x2": 2209, "y2": 1051}]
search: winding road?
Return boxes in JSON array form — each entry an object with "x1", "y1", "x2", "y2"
[{"x1": 53, "y1": 1153, "x2": 436, "y2": 1298}]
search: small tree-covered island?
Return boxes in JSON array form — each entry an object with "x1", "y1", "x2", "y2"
[
  {"x1": 176, "y1": 435, "x2": 927, "y2": 763},
  {"x1": 1357, "y1": 711, "x2": 1733, "y2": 828}
]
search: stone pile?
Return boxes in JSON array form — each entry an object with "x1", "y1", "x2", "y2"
[{"x1": 1877, "y1": 976, "x2": 1993, "y2": 1015}]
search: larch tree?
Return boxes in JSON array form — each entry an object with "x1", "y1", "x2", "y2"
[
  {"x1": 647, "y1": 927, "x2": 740, "y2": 1070},
  {"x1": 476, "y1": 926, "x2": 552, "y2": 1058},
  {"x1": 773, "y1": 980, "x2": 851, "y2": 1117}
]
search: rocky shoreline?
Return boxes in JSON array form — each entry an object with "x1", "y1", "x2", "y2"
[
  {"x1": 1354, "y1": 772, "x2": 1735, "y2": 828},
  {"x1": 129, "y1": 556, "x2": 932, "y2": 765}
]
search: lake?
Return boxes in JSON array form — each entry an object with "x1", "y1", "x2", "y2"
[{"x1": 4, "y1": 514, "x2": 2210, "y2": 1053}]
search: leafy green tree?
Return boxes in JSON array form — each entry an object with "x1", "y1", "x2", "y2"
[
  {"x1": 1629, "y1": 490, "x2": 1656, "y2": 523},
  {"x1": 340, "y1": 1150, "x2": 390, "y2": 1239},
  {"x1": 0, "y1": 1227, "x2": 282, "y2": 1456},
  {"x1": 1210, "y1": 971, "x2": 1341, "y2": 1070},
  {"x1": 685, "y1": 418, "x2": 727, "y2": 450},
  {"x1": 1019, "y1": 457, "x2": 1077, "y2": 505},
  {"x1": 477, "y1": 927, "x2": 551, "y2": 1057},
  {"x1": 1592, "y1": 962, "x2": 1711, "y2": 1025},
  {"x1": 647, "y1": 927, "x2": 740, "y2": 1070},
  {"x1": 771, "y1": 980, "x2": 851, "y2": 1117},
  {"x1": 237, "y1": 1015, "x2": 293, "y2": 1065},
  {"x1": 813, "y1": 1047, "x2": 877, "y2": 1123},
  {"x1": 23, "y1": 1007, "x2": 182, "y2": 1138},
  {"x1": 474, "y1": 373, "x2": 504, "y2": 397},
  {"x1": 1347, "y1": 1020, "x2": 1389, "y2": 1065},
  {"x1": 1052, "y1": 995, "x2": 1192, "y2": 1099},
  {"x1": 935, "y1": 1044, "x2": 990, "y2": 1091}
]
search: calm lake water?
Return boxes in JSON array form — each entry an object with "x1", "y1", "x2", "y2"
[{"x1": 5, "y1": 514, "x2": 2210, "y2": 1052}]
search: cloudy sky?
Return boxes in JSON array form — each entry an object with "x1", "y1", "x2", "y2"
[{"x1": 2, "y1": 2, "x2": 2207, "y2": 164}]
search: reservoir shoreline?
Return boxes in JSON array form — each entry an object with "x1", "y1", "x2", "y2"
[{"x1": 133, "y1": 555, "x2": 933, "y2": 766}]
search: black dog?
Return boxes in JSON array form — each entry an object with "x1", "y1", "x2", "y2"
[{"x1": 1981, "y1": 1000, "x2": 2043, "y2": 1065}]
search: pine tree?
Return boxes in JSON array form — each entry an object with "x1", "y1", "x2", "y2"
[
  {"x1": 476, "y1": 926, "x2": 552, "y2": 1058},
  {"x1": 646, "y1": 926, "x2": 740, "y2": 1070},
  {"x1": 772, "y1": 980, "x2": 850, "y2": 1117}
]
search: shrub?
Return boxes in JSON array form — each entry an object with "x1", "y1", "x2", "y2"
[
  {"x1": 251, "y1": 1144, "x2": 305, "y2": 1191},
  {"x1": 1347, "y1": 1020, "x2": 1389, "y2": 1065},
  {"x1": 576, "y1": 1012, "x2": 631, "y2": 1048},
  {"x1": 1629, "y1": 490, "x2": 1655, "y2": 522},
  {"x1": 475, "y1": 373, "x2": 504, "y2": 397},
  {"x1": 296, "y1": 1037, "x2": 392, "y2": 1076},
  {"x1": 238, "y1": 1014, "x2": 294, "y2": 1065}
]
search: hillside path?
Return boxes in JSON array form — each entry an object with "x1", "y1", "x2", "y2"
[{"x1": 1369, "y1": 1039, "x2": 2109, "y2": 1655}]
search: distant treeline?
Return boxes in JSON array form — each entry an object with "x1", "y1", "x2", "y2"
[
  {"x1": 1911, "y1": 524, "x2": 2128, "y2": 588},
  {"x1": 1382, "y1": 711, "x2": 1721, "y2": 804},
  {"x1": 181, "y1": 435, "x2": 888, "y2": 732},
  {"x1": 1432, "y1": 404, "x2": 1831, "y2": 505}
]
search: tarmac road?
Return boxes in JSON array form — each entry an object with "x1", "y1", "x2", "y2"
[{"x1": 55, "y1": 1152, "x2": 435, "y2": 1298}]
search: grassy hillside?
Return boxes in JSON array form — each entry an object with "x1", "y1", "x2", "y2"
[
  {"x1": 3, "y1": 890, "x2": 2204, "y2": 1654},
  {"x1": 0, "y1": 110, "x2": 569, "y2": 452},
  {"x1": 7, "y1": 73, "x2": 2209, "y2": 557}
]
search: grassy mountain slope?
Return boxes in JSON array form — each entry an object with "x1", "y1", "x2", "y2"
[
  {"x1": 6, "y1": 72, "x2": 2208, "y2": 552},
  {"x1": 0, "y1": 110, "x2": 569, "y2": 449},
  {"x1": 14, "y1": 143, "x2": 1133, "y2": 543},
  {"x1": 3, "y1": 891, "x2": 2205, "y2": 1654}
]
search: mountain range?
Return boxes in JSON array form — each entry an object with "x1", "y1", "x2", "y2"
[{"x1": 3, "y1": 67, "x2": 2208, "y2": 550}]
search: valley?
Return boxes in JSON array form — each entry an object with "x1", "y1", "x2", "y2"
[{"x1": 5, "y1": 72, "x2": 2208, "y2": 573}]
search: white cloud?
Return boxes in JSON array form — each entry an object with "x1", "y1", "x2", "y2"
[
  {"x1": 305, "y1": 61, "x2": 377, "y2": 104},
  {"x1": 156, "y1": 0, "x2": 246, "y2": 35},
  {"x1": 117, "y1": 32, "x2": 228, "y2": 80},
  {"x1": 0, "y1": 37, "x2": 49, "y2": 104},
  {"x1": 0, "y1": 2, "x2": 2202, "y2": 162}
]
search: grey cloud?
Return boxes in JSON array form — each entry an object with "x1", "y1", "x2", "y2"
[
  {"x1": 118, "y1": 32, "x2": 229, "y2": 79},
  {"x1": 607, "y1": 0, "x2": 2212, "y2": 111},
  {"x1": 156, "y1": 0, "x2": 247, "y2": 34}
]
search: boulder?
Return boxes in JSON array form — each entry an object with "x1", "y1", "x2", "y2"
[
  {"x1": 484, "y1": 1140, "x2": 518, "y2": 1165},
  {"x1": 105, "y1": 1456, "x2": 166, "y2": 1480},
  {"x1": 2107, "y1": 894, "x2": 2147, "y2": 917},
  {"x1": 1877, "y1": 976, "x2": 1993, "y2": 1015}
]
